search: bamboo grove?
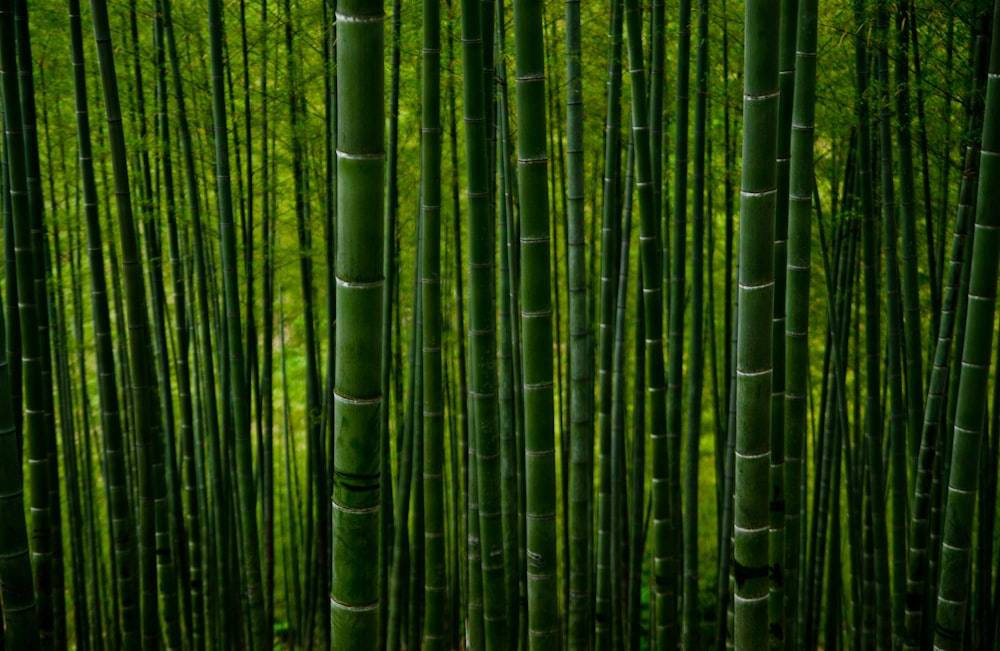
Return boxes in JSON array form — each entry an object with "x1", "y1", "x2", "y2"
[{"x1": 0, "y1": 0, "x2": 998, "y2": 648}]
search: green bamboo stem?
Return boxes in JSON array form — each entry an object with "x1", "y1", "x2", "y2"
[
  {"x1": 123, "y1": 5, "x2": 185, "y2": 645},
  {"x1": 873, "y1": 8, "x2": 906, "y2": 647},
  {"x1": 496, "y1": 58, "x2": 521, "y2": 645},
  {"x1": 12, "y1": 4, "x2": 65, "y2": 640},
  {"x1": 0, "y1": 4, "x2": 53, "y2": 645},
  {"x1": 851, "y1": 1, "x2": 888, "y2": 645},
  {"x1": 684, "y1": 0, "x2": 708, "y2": 644},
  {"x1": 0, "y1": 255, "x2": 38, "y2": 651},
  {"x1": 734, "y1": 0, "x2": 780, "y2": 647},
  {"x1": 893, "y1": 2, "x2": 924, "y2": 476},
  {"x1": 511, "y1": 0, "x2": 559, "y2": 644},
  {"x1": 65, "y1": 1, "x2": 142, "y2": 646},
  {"x1": 206, "y1": 2, "x2": 268, "y2": 647},
  {"x1": 768, "y1": 0, "x2": 797, "y2": 640},
  {"x1": 933, "y1": 5, "x2": 1000, "y2": 647},
  {"x1": 331, "y1": 0, "x2": 385, "y2": 643},
  {"x1": 386, "y1": 248, "x2": 419, "y2": 650},
  {"x1": 421, "y1": 0, "x2": 447, "y2": 640},
  {"x1": 904, "y1": 56, "x2": 986, "y2": 645},
  {"x1": 668, "y1": 0, "x2": 691, "y2": 641},
  {"x1": 619, "y1": 0, "x2": 671, "y2": 649},
  {"x1": 563, "y1": 0, "x2": 591, "y2": 638},
  {"x1": 609, "y1": 138, "x2": 634, "y2": 650},
  {"x1": 627, "y1": 278, "x2": 645, "y2": 651},
  {"x1": 87, "y1": 0, "x2": 169, "y2": 644},
  {"x1": 159, "y1": 0, "x2": 227, "y2": 638},
  {"x1": 460, "y1": 0, "x2": 506, "y2": 643},
  {"x1": 595, "y1": 0, "x2": 624, "y2": 643},
  {"x1": 783, "y1": 0, "x2": 818, "y2": 641}
]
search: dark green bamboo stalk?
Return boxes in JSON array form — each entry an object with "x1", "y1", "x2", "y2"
[
  {"x1": 467, "y1": 404, "x2": 485, "y2": 651},
  {"x1": 684, "y1": 0, "x2": 708, "y2": 643},
  {"x1": 157, "y1": 33, "x2": 205, "y2": 647},
  {"x1": 734, "y1": 0, "x2": 780, "y2": 646},
  {"x1": 151, "y1": 8, "x2": 199, "y2": 646},
  {"x1": 619, "y1": 1, "x2": 670, "y2": 649},
  {"x1": 421, "y1": 0, "x2": 447, "y2": 640},
  {"x1": 933, "y1": 5, "x2": 1000, "y2": 647},
  {"x1": 563, "y1": 0, "x2": 591, "y2": 642},
  {"x1": 386, "y1": 249, "x2": 419, "y2": 649},
  {"x1": 280, "y1": 4, "x2": 327, "y2": 638},
  {"x1": 381, "y1": 0, "x2": 396, "y2": 643},
  {"x1": 511, "y1": 0, "x2": 558, "y2": 644},
  {"x1": 157, "y1": 3, "x2": 228, "y2": 640},
  {"x1": 460, "y1": 0, "x2": 506, "y2": 642},
  {"x1": 627, "y1": 279, "x2": 645, "y2": 651},
  {"x1": 65, "y1": 1, "x2": 142, "y2": 647},
  {"x1": 783, "y1": 0, "x2": 817, "y2": 641},
  {"x1": 768, "y1": 0, "x2": 797, "y2": 640},
  {"x1": 49, "y1": 197, "x2": 93, "y2": 651},
  {"x1": 668, "y1": 0, "x2": 690, "y2": 639},
  {"x1": 872, "y1": 8, "x2": 902, "y2": 647},
  {"x1": 609, "y1": 138, "x2": 634, "y2": 650},
  {"x1": 0, "y1": 5, "x2": 53, "y2": 646},
  {"x1": 259, "y1": 3, "x2": 276, "y2": 631},
  {"x1": 850, "y1": 1, "x2": 887, "y2": 646},
  {"x1": 445, "y1": 2, "x2": 470, "y2": 638},
  {"x1": 206, "y1": 3, "x2": 267, "y2": 648},
  {"x1": 498, "y1": 37, "x2": 527, "y2": 648},
  {"x1": 408, "y1": 299, "x2": 426, "y2": 651},
  {"x1": 904, "y1": 62, "x2": 986, "y2": 648},
  {"x1": 595, "y1": 0, "x2": 624, "y2": 643},
  {"x1": 68, "y1": 220, "x2": 108, "y2": 651},
  {"x1": 893, "y1": 2, "x2": 924, "y2": 475},
  {"x1": 0, "y1": 276, "x2": 38, "y2": 651},
  {"x1": 12, "y1": 5, "x2": 65, "y2": 641},
  {"x1": 648, "y1": 0, "x2": 664, "y2": 233},
  {"x1": 87, "y1": 0, "x2": 170, "y2": 645},
  {"x1": 331, "y1": 0, "x2": 385, "y2": 641},
  {"x1": 123, "y1": 6, "x2": 184, "y2": 646},
  {"x1": 495, "y1": 50, "x2": 520, "y2": 644}
]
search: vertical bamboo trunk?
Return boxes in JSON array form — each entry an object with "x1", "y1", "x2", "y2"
[
  {"x1": 159, "y1": 1, "x2": 228, "y2": 641},
  {"x1": 734, "y1": 0, "x2": 780, "y2": 647},
  {"x1": 421, "y1": 0, "x2": 447, "y2": 641},
  {"x1": 595, "y1": 0, "x2": 623, "y2": 643},
  {"x1": 783, "y1": 0, "x2": 818, "y2": 641},
  {"x1": 511, "y1": 0, "x2": 558, "y2": 645},
  {"x1": 87, "y1": 0, "x2": 176, "y2": 646},
  {"x1": 768, "y1": 0, "x2": 797, "y2": 641},
  {"x1": 933, "y1": 4, "x2": 1000, "y2": 648},
  {"x1": 460, "y1": 0, "x2": 506, "y2": 642},
  {"x1": 683, "y1": 0, "x2": 708, "y2": 644},
  {"x1": 0, "y1": 253, "x2": 38, "y2": 651},
  {"x1": 206, "y1": 2, "x2": 268, "y2": 648},
  {"x1": 331, "y1": 0, "x2": 385, "y2": 642},
  {"x1": 851, "y1": 0, "x2": 886, "y2": 645},
  {"x1": 0, "y1": 4, "x2": 53, "y2": 646},
  {"x1": 904, "y1": 33, "x2": 988, "y2": 641},
  {"x1": 563, "y1": 0, "x2": 591, "y2": 642},
  {"x1": 668, "y1": 1, "x2": 690, "y2": 641}
]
